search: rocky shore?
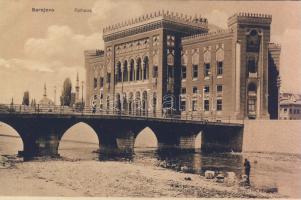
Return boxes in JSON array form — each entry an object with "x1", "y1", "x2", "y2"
[{"x1": 0, "y1": 155, "x2": 284, "y2": 198}]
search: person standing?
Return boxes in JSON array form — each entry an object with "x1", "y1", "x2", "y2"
[{"x1": 244, "y1": 158, "x2": 251, "y2": 184}]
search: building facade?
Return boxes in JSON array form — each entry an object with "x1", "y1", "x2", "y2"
[
  {"x1": 85, "y1": 11, "x2": 281, "y2": 120},
  {"x1": 279, "y1": 93, "x2": 301, "y2": 120}
]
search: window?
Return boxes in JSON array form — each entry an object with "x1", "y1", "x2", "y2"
[
  {"x1": 193, "y1": 87, "x2": 198, "y2": 94},
  {"x1": 106, "y1": 73, "x2": 111, "y2": 83},
  {"x1": 204, "y1": 85, "x2": 210, "y2": 93},
  {"x1": 217, "y1": 99, "x2": 222, "y2": 111},
  {"x1": 153, "y1": 66, "x2": 158, "y2": 78},
  {"x1": 217, "y1": 85, "x2": 223, "y2": 92},
  {"x1": 217, "y1": 61, "x2": 223, "y2": 75},
  {"x1": 248, "y1": 56, "x2": 257, "y2": 73},
  {"x1": 168, "y1": 65, "x2": 174, "y2": 78},
  {"x1": 181, "y1": 65, "x2": 187, "y2": 79},
  {"x1": 181, "y1": 87, "x2": 186, "y2": 94},
  {"x1": 289, "y1": 108, "x2": 292, "y2": 114},
  {"x1": 284, "y1": 108, "x2": 287, "y2": 113},
  {"x1": 248, "y1": 99, "x2": 256, "y2": 113},
  {"x1": 180, "y1": 100, "x2": 186, "y2": 111},
  {"x1": 94, "y1": 78, "x2": 97, "y2": 89},
  {"x1": 192, "y1": 65, "x2": 198, "y2": 79},
  {"x1": 100, "y1": 77, "x2": 104, "y2": 88},
  {"x1": 204, "y1": 100, "x2": 209, "y2": 111},
  {"x1": 204, "y1": 63, "x2": 210, "y2": 77},
  {"x1": 192, "y1": 100, "x2": 197, "y2": 111}
]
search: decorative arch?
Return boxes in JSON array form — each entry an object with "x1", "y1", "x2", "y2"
[
  {"x1": 192, "y1": 52, "x2": 199, "y2": 65},
  {"x1": 203, "y1": 50, "x2": 211, "y2": 64}
]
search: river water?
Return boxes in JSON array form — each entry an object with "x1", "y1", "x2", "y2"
[{"x1": 1, "y1": 133, "x2": 301, "y2": 198}]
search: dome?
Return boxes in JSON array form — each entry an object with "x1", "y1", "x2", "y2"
[
  {"x1": 39, "y1": 83, "x2": 54, "y2": 106},
  {"x1": 39, "y1": 96, "x2": 54, "y2": 106}
]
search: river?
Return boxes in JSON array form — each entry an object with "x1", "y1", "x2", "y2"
[{"x1": 1, "y1": 129, "x2": 301, "y2": 198}]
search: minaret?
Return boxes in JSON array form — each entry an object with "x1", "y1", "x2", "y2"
[
  {"x1": 75, "y1": 72, "x2": 80, "y2": 102},
  {"x1": 44, "y1": 83, "x2": 47, "y2": 97},
  {"x1": 54, "y1": 86, "x2": 57, "y2": 105}
]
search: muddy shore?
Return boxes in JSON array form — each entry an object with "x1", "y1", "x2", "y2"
[{"x1": 0, "y1": 156, "x2": 284, "y2": 198}]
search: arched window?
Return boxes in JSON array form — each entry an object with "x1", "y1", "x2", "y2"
[
  {"x1": 116, "y1": 62, "x2": 122, "y2": 82},
  {"x1": 115, "y1": 93, "x2": 121, "y2": 111},
  {"x1": 135, "y1": 91, "x2": 141, "y2": 115},
  {"x1": 248, "y1": 83, "x2": 257, "y2": 92},
  {"x1": 143, "y1": 57, "x2": 149, "y2": 80},
  {"x1": 93, "y1": 77, "x2": 97, "y2": 89},
  {"x1": 123, "y1": 60, "x2": 128, "y2": 82},
  {"x1": 128, "y1": 92, "x2": 133, "y2": 115},
  {"x1": 152, "y1": 92, "x2": 157, "y2": 115},
  {"x1": 142, "y1": 91, "x2": 147, "y2": 115},
  {"x1": 106, "y1": 96, "x2": 110, "y2": 111},
  {"x1": 122, "y1": 93, "x2": 127, "y2": 112},
  {"x1": 130, "y1": 59, "x2": 134, "y2": 81},
  {"x1": 247, "y1": 55, "x2": 257, "y2": 74},
  {"x1": 136, "y1": 58, "x2": 142, "y2": 81}
]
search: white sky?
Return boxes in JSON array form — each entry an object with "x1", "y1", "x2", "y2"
[{"x1": 0, "y1": 0, "x2": 300, "y2": 104}]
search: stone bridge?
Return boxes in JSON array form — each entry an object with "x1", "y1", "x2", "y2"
[{"x1": 0, "y1": 113, "x2": 244, "y2": 159}]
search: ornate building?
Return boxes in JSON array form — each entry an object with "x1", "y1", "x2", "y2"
[{"x1": 84, "y1": 11, "x2": 281, "y2": 120}]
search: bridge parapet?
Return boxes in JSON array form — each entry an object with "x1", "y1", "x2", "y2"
[{"x1": 0, "y1": 104, "x2": 244, "y2": 126}]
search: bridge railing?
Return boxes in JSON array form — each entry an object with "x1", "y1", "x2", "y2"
[{"x1": 0, "y1": 104, "x2": 244, "y2": 124}]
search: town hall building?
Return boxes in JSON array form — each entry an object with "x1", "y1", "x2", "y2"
[{"x1": 84, "y1": 11, "x2": 281, "y2": 120}]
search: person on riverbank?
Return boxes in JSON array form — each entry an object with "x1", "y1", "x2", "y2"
[{"x1": 244, "y1": 158, "x2": 251, "y2": 184}]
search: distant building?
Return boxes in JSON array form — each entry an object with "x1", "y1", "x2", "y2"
[
  {"x1": 279, "y1": 93, "x2": 301, "y2": 120},
  {"x1": 39, "y1": 83, "x2": 54, "y2": 107},
  {"x1": 84, "y1": 11, "x2": 281, "y2": 120}
]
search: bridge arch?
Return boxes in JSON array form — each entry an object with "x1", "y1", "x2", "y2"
[
  {"x1": 58, "y1": 122, "x2": 100, "y2": 160},
  {"x1": 134, "y1": 127, "x2": 158, "y2": 149},
  {"x1": 0, "y1": 121, "x2": 24, "y2": 155}
]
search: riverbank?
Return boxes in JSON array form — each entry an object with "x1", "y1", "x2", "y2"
[{"x1": 0, "y1": 156, "x2": 283, "y2": 198}]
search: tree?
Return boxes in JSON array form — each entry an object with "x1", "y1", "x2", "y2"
[
  {"x1": 22, "y1": 91, "x2": 30, "y2": 106},
  {"x1": 60, "y1": 78, "x2": 72, "y2": 106}
]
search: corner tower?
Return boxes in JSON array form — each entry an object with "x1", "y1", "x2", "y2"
[{"x1": 228, "y1": 13, "x2": 272, "y2": 119}]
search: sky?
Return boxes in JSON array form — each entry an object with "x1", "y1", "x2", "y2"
[{"x1": 0, "y1": 0, "x2": 300, "y2": 104}]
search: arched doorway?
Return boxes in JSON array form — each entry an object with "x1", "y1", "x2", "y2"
[{"x1": 58, "y1": 122, "x2": 99, "y2": 160}]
